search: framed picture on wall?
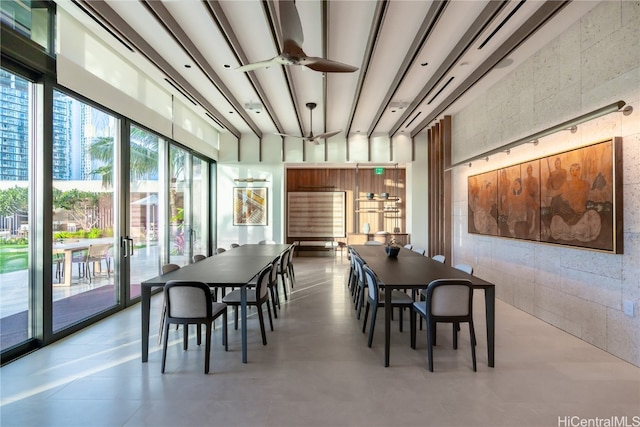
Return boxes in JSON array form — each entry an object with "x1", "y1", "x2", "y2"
[
  {"x1": 233, "y1": 187, "x2": 267, "y2": 226},
  {"x1": 468, "y1": 137, "x2": 623, "y2": 253}
]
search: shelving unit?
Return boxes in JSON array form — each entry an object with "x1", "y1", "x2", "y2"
[{"x1": 350, "y1": 164, "x2": 409, "y2": 246}]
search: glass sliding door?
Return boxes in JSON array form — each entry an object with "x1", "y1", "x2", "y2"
[
  {"x1": 191, "y1": 156, "x2": 210, "y2": 258},
  {"x1": 168, "y1": 145, "x2": 189, "y2": 266},
  {"x1": 51, "y1": 89, "x2": 119, "y2": 332},
  {"x1": 128, "y1": 125, "x2": 162, "y2": 299},
  {"x1": 0, "y1": 68, "x2": 33, "y2": 352}
]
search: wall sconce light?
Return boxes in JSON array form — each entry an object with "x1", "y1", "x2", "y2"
[{"x1": 446, "y1": 100, "x2": 631, "y2": 170}]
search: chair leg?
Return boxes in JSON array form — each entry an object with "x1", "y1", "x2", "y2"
[
  {"x1": 197, "y1": 323, "x2": 202, "y2": 346},
  {"x1": 367, "y1": 306, "x2": 378, "y2": 348},
  {"x1": 288, "y1": 264, "x2": 295, "y2": 287},
  {"x1": 269, "y1": 287, "x2": 279, "y2": 318},
  {"x1": 161, "y1": 321, "x2": 170, "y2": 373},
  {"x1": 266, "y1": 301, "x2": 274, "y2": 331},
  {"x1": 469, "y1": 321, "x2": 477, "y2": 372},
  {"x1": 234, "y1": 306, "x2": 239, "y2": 330},
  {"x1": 280, "y1": 274, "x2": 289, "y2": 301},
  {"x1": 257, "y1": 305, "x2": 267, "y2": 346},
  {"x1": 183, "y1": 324, "x2": 188, "y2": 350},
  {"x1": 398, "y1": 308, "x2": 403, "y2": 332},
  {"x1": 157, "y1": 299, "x2": 167, "y2": 346},
  {"x1": 452, "y1": 322, "x2": 458, "y2": 349},
  {"x1": 222, "y1": 311, "x2": 228, "y2": 351},
  {"x1": 204, "y1": 322, "x2": 211, "y2": 374},
  {"x1": 362, "y1": 302, "x2": 370, "y2": 334},
  {"x1": 356, "y1": 285, "x2": 365, "y2": 319},
  {"x1": 427, "y1": 320, "x2": 435, "y2": 372}
]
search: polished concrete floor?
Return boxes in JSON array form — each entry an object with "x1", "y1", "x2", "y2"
[{"x1": 1, "y1": 256, "x2": 639, "y2": 427}]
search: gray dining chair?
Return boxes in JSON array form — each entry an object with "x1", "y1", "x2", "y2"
[
  {"x1": 161, "y1": 280, "x2": 228, "y2": 374},
  {"x1": 412, "y1": 247, "x2": 426, "y2": 255},
  {"x1": 432, "y1": 254, "x2": 446, "y2": 263},
  {"x1": 223, "y1": 262, "x2": 274, "y2": 345},
  {"x1": 454, "y1": 263, "x2": 473, "y2": 275},
  {"x1": 193, "y1": 254, "x2": 207, "y2": 263},
  {"x1": 361, "y1": 265, "x2": 414, "y2": 347},
  {"x1": 230, "y1": 243, "x2": 240, "y2": 248},
  {"x1": 364, "y1": 240, "x2": 383, "y2": 245},
  {"x1": 413, "y1": 279, "x2": 476, "y2": 372},
  {"x1": 216, "y1": 247, "x2": 226, "y2": 254},
  {"x1": 403, "y1": 244, "x2": 412, "y2": 250},
  {"x1": 158, "y1": 263, "x2": 182, "y2": 345}
]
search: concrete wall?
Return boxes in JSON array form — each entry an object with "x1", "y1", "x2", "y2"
[{"x1": 451, "y1": 1, "x2": 640, "y2": 366}]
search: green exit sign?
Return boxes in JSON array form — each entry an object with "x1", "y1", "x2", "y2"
[{"x1": 374, "y1": 167, "x2": 384, "y2": 175}]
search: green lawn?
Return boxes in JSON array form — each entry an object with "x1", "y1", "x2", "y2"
[{"x1": 0, "y1": 244, "x2": 28, "y2": 274}]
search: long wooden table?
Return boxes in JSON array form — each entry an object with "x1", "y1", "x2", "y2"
[
  {"x1": 351, "y1": 245, "x2": 495, "y2": 368},
  {"x1": 140, "y1": 244, "x2": 290, "y2": 364}
]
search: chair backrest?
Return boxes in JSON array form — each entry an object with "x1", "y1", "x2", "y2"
[
  {"x1": 412, "y1": 247, "x2": 426, "y2": 255},
  {"x1": 230, "y1": 243, "x2": 240, "y2": 248},
  {"x1": 269, "y1": 255, "x2": 280, "y2": 285},
  {"x1": 362, "y1": 265, "x2": 380, "y2": 303},
  {"x1": 454, "y1": 263, "x2": 473, "y2": 275},
  {"x1": 432, "y1": 254, "x2": 446, "y2": 263},
  {"x1": 193, "y1": 254, "x2": 207, "y2": 263},
  {"x1": 216, "y1": 247, "x2": 226, "y2": 254},
  {"x1": 162, "y1": 263, "x2": 181, "y2": 274},
  {"x1": 259, "y1": 240, "x2": 276, "y2": 245},
  {"x1": 426, "y1": 279, "x2": 473, "y2": 319},
  {"x1": 254, "y1": 263, "x2": 272, "y2": 299},
  {"x1": 87, "y1": 243, "x2": 112, "y2": 260},
  {"x1": 364, "y1": 240, "x2": 383, "y2": 246},
  {"x1": 403, "y1": 244, "x2": 412, "y2": 250},
  {"x1": 164, "y1": 281, "x2": 212, "y2": 319},
  {"x1": 353, "y1": 255, "x2": 366, "y2": 287}
]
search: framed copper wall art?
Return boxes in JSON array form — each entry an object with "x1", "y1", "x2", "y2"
[
  {"x1": 468, "y1": 137, "x2": 623, "y2": 253},
  {"x1": 233, "y1": 187, "x2": 267, "y2": 226}
]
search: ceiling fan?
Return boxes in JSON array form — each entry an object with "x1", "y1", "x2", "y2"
[
  {"x1": 236, "y1": 0, "x2": 358, "y2": 73},
  {"x1": 275, "y1": 102, "x2": 342, "y2": 144}
]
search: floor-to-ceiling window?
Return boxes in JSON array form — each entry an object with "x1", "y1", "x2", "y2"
[
  {"x1": 0, "y1": 68, "x2": 34, "y2": 353},
  {"x1": 0, "y1": 0, "x2": 217, "y2": 365},
  {"x1": 128, "y1": 125, "x2": 162, "y2": 299},
  {"x1": 51, "y1": 89, "x2": 120, "y2": 332}
]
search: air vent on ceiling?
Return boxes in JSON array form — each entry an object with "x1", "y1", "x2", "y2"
[
  {"x1": 405, "y1": 111, "x2": 422, "y2": 128},
  {"x1": 164, "y1": 78, "x2": 197, "y2": 106},
  {"x1": 478, "y1": 0, "x2": 527, "y2": 50},
  {"x1": 389, "y1": 101, "x2": 410, "y2": 112},
  {"x1": 428, "y1": 76, "x2": 455, "y2": 105},
  {"x1": 205, "y1": 112, "x2": 226, "y2": 130},
  {"x1": 71, "y1": 0, "x2": 134, "y2": 52}
]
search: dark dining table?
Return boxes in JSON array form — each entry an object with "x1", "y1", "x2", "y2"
[
  {"x1": 140, "y1": 244, "x2": 291, "y2": 364},
  {"x1": 351, "y1": 245, "x2": 495, "y2": 368}
]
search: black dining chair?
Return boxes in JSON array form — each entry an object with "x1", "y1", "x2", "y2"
[
  {"x1": 161, "y1": 280, "x2": 227, "y2": 374},
  {"x1": 361, "y1": 265, "x2": 414, "y2": 348},
  {"x1": 223, "y1": 262, "x2": 274, "y2": 345},
  {"x1": 413, "y1": 279, "x2": 476, "y2": 372}
]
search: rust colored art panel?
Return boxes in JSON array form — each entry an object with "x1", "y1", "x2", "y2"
[
  {"x1": 540, "y1": 138, "x2": 622, "y2": 252},
  {"x1": 468, "y1": 170, "x2": 498, "y2": 236},
  {"x1": 497, "y1": 160, "x2": 541, "y2": 241}
]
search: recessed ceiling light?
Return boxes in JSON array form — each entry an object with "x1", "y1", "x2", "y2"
[
  {"x1": 223, "y1": 64, "x2": 231, "y2": 69},
  {"x1": 421, "y1": 62, "x2": 428, "y2": 67},
  {"x1": 229, "y1": 111, "x2": 233, "y2": 114},
  {"x1": 185, "y1": 64, "x2": 191, "y2": 68}
]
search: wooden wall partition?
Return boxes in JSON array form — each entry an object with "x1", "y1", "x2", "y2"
[
  {"x1": 427, "y1": 116, "x2": 452, "y2": 263},
  {"x1": 286, "y1": 168, "x2": 407, "y2": 246}
]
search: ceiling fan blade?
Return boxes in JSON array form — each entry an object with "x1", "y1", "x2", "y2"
[
  {"x1": 314, "y1": 130, "x2": 342, "y2": 140},
  {"x1": 279, "y1": 0, "x2": 304, "y2": 46},
  {"x1": 275, "y1": 132, "x2": 304, "y2": 139},
  {"x1": 302, "y1": 57, "x2": 359, "y2": 73},
  {"x1": 236, "y1": 56, "x2": 289, "y2": 72}
]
